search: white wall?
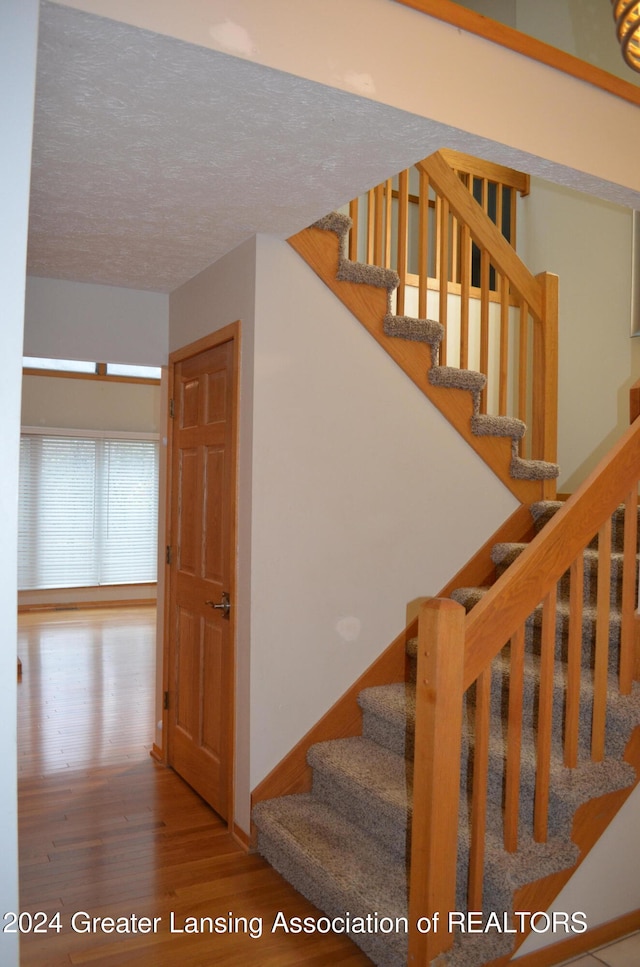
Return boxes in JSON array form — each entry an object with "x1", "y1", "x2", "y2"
[
  {"x1": 24, "y1": 277, "x2": 169, "y2": 366},
  {"x1": 0, "y1": 2, "x2": 39, "y2": 965},
  {"x1": 249, "y1": 235, "x2": 517, "y2": 795},
  {"x1": 519, "y1": 179, "x2": 635, "y2": 491}
]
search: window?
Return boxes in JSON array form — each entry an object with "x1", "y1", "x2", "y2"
[
  {"x1": 106, "y1": 363, "x2": 162, "y2": 379},
  {"x1": 19, "y1": 431, "x2": 159, "y2": 589},
  {"x1": 23, "y1": 357, "x2": 96, "y2": 374}
]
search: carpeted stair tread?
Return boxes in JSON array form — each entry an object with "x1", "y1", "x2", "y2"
[
  {"x1": 253, "y1": 793, "x2": 408, "y2": 967},
  {"x1": 491, "y1": 541, "x2": 529, "y2": 567},
  {"x1": 383, "y1": 312, "x2": 443, "y2": 345},
  {"x1": 429, "y1": 364, "x2": 486, "y2": 394},
  {"x1": 312, "y1": 212, "x2": 398, "y2": 292},
  {"x1": 313, "y1": 211, "x2": 352, "y2": 238},
  {"x1": 471, "y1": 413, "x2": 526, "y2": 439},
  {"x1": 510, "y1": 454, "x2": 560, "y2": 480},
  {"x1": 450, "y1": 586, "x2": 490, "y2": 610},
  {"x1": 337, "y1": 259, "x2": 399, "y2": 291}
]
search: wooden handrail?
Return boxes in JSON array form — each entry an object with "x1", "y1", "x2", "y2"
[
  {"x1": 464, "y1": 413, "x2": 640, "y2": 688},
  {"x1": 411, "y1": 415, "x2": 640, "y2": 962},
  {"x1": 417, "y1": 152, "x2": 543, "y2": 319},
  {"x1": 438, "y1": 148, "x2": 530, "y2": 197}
]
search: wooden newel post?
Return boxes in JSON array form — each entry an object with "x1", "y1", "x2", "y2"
[{"x1": 408, "y1": 597, "x2": 466, "y2": 965}]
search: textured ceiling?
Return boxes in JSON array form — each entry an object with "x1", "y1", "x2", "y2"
[
  {"x1": 28, "y1": 2, "x2": 640, "y2": 294},
  {"x1": 28, "y1": 2, "x2": 468, "y2": 293}
]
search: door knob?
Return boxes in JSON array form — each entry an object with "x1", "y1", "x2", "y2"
[{"x1": 205, "y1": 591, "x2": 231, "y2": 619}]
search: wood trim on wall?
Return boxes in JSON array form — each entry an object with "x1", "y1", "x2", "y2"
[
  {"x1": 485, "y1": 909, "x2": 640, "y2": 967},
  {"x1": 393, "y1": 0, "x2": 640, "y2": 109},
  {"x1": 18, "y1": 597, "x2": 156, "y2": 613},
  {"x1": 23, "y1": 368, "x2": 161, "y2": 385}
]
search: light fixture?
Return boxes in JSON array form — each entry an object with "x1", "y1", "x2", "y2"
[{"x1": 612, "y1": 1, "x2": 640, "y2": 73}]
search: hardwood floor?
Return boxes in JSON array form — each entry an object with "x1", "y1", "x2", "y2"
[{"x1": 17, "y1": 607, "x2": 371, "y2": 966}]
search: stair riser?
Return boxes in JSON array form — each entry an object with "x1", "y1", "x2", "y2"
[
  {"x1": 256, "y1": 829, "x2": 407, "y2": 967},
  {"x1": 311, "y1": 769, "x2": 410, "y2": 862}
]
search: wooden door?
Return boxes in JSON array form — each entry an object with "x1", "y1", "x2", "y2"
[{"x1": 166, "y1": 327, "x2": 237, "y2": 821}]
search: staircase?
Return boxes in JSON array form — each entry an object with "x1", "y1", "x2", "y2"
[
  {"x1": 253, "y1": 152, "x2": 640, "y2": 965},
  {"x1": 253, "y1": 499, "x2": 640, "y2": 966},
  {"x1": 287, "y1": 151, "x2": 560, "y2": 506}
]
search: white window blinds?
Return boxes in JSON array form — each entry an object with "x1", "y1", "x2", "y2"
[{"x1": 19, "y1": 432, "x2": 159, "y2": 589}]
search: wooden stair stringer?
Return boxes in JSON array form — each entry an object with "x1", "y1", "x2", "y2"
[
  {"x1": 288, "y1": 222, "x2": 546, "y2": 505},
  {"x1": 482, "y1": 725, "x2": 640, "y2": 967}
]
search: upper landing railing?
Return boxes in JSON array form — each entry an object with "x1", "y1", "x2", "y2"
[{"x1": 343, "y1": 148, "x2": 558, "y2": 468}]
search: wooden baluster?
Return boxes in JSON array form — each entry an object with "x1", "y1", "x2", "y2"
[
  {"x1": 348, "y1": 198, "x2": 359, "y2": 263},
  {"x1": 366, "y1": 188, "x2": 375, "y2": 264},
  {"x1": 418, "y1": 168, "x2": 429, "y2": 321},
  {"x1": 451, "y1": 210, "x2": 459, "y2": 285},
  {"x1": 468, "y1": 664, "x2": 491, "y2": 908},
  {"x1": 534, "y1": 586, "x2": 557, "y2": 843},
  {"x1": 509, "y1": 186, "x2": 517, "y2": 248},
  {"x1": 460, "y1": 224, "x2": 471, "y2": 370},
  {"x1": 396, "y1": 170, "x2": 409, "y2": 317},
  {"x1": 504, "y1": 625, "x2": 525, "y2": 851},
  {"x1": 592, "y1": 517, "x2": 612, "y2": 761},
  {"x1": 496, "y1": 179, "x2": 504, "y2": 241},
  {"x1": 408, "y1": 598, "x2": 465, "y2": 966},
  {"x1": 384, "y1": 178, "x2": 393, "y2": 269},
  {"x1": 439, "y1": 196, "x2": 449, "y2": 361},
  {"x1": 434, "y1": 194, "x2": 442, "y2": 282},
  {"x1": 532, "y1": 272, "x2": 559, "y2": 494},
  {"x1": 498, "y1": 272, "x2": 509, "y2": 418},
  {"x1": 620, "y1": 488, "x2": 638, "y2": 694},
  {"x1": 479, "y1": 248, "x2": 490, "y2": 413},
  {"x1": 373, "y1": 183, "x2": 384, "y2": 265},
  {"x1": 518, "y1": 300, "x2": 529, "y2": 436},
  {"x1": 564, "y1": 553, "x2": 584, "y2": 768}
]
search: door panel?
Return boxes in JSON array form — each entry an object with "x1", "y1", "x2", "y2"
[{"x1": 167, "y1": 333, "x2": 236, "y2": 821}]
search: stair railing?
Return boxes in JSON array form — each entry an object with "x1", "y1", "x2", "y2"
[
  {"x1": 408, "y1": 412, "x2": 640, "y2": 965},
  {"x1": 345, "y1": 149, "x2": 558, "y2": 470}
]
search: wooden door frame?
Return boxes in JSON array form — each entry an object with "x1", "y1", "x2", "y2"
[{"x1": 160, "y1": 321, "x2": 240, "y2": 828}]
